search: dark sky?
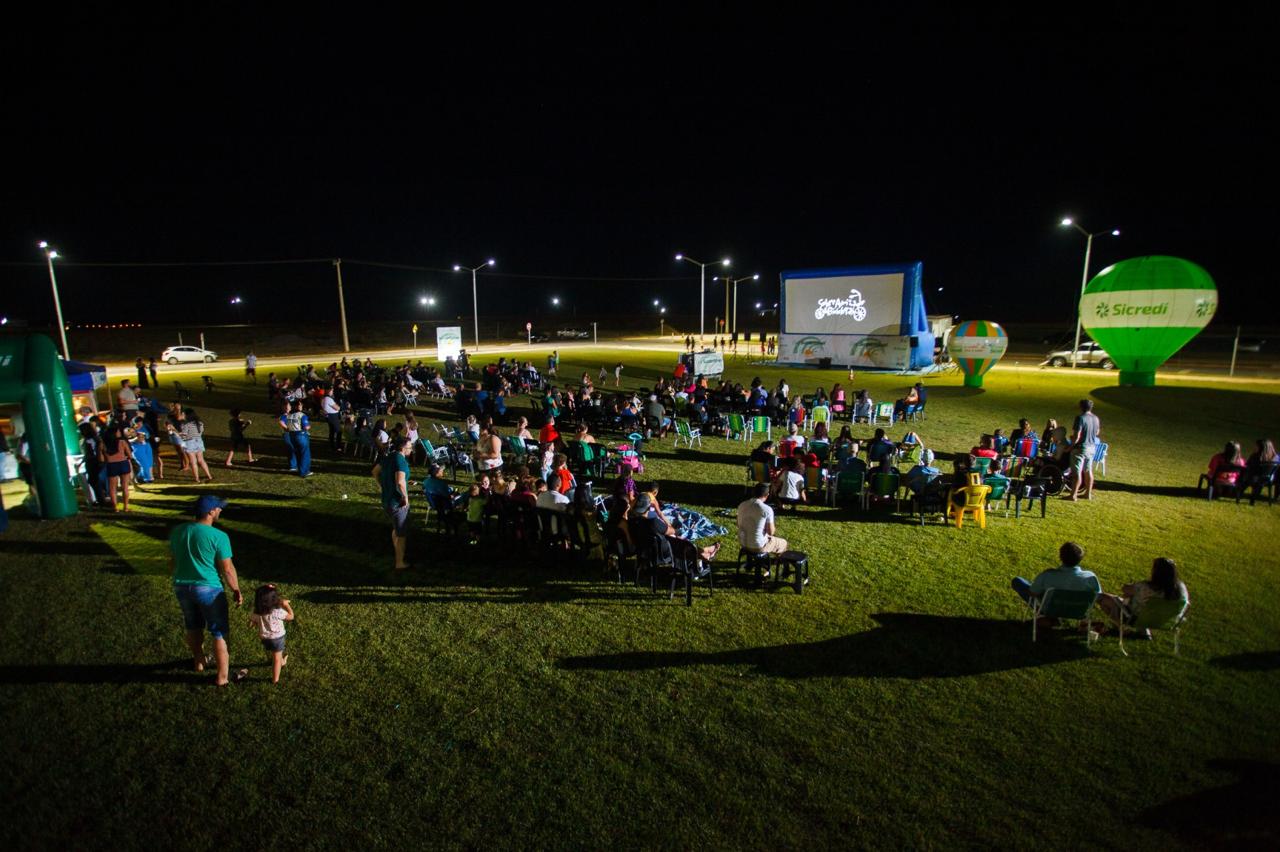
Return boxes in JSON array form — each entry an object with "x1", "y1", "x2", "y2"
[{"x1": 4, "y1": 33, "x2": 1275, "y2": 332}]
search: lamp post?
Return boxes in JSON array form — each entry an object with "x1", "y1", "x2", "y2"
[
  {"x1": 453, "y1": 259, "x2": 495, "y2": 349},
  {"x1": 1060, "y1": 218, "x2": 1121, "y2": 368},
  {"x1": 230, "y1": 296, "x2": 244, "y2": 324},
  {"x1": 715, "y1": 273, "x2": 759, "y2": 335},
  {"x1": 38, "y1": 241, "x2": 70, "y2": 359},
  {"x1": 675, "y1": 253, "x2": 730, "y2": 343}
]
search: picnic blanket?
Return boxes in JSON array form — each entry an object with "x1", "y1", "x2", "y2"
[{"x1": 664, "y1": 503, "x2": 728, "y2": 541}]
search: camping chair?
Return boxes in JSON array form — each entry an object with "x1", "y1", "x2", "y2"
[
  {"x1": 502, "y1": 435, "x2": 528, "y2": 467},
  {"x1": 1199, "y1": 467, "x2": 1247, "y2": 501},
  {"x1": 829, "y1": 468, "x2": 865, "y2": 507},
  {"x1": 604, "y1": 524, "x2": 636, "y2": 584},
  {"x1": 809, "y1": 405, "x2": 831, "y2": 433},
  {"x1": 749, "y1": 415, "x2": 771, "y2": 442},
  {"x1": 747, "y1": 460, "x2": 772, "y2": 492},
  {"x1": 852, "y1": 396, "x2": 873, "y2": 423},
  {"x1": 830, "y1": 390, "x2": 846, "y2": 419},
  {"x1": 1112, "y1": 596, "x2": 1188, "y2": 656},
  {"x1": 446, "y1": 444, "x2": 475, "y2": 479},
  {"x1": 1091, "y1": 441, "x2": 1109, "y2": 477},
  {"x1": 872, "y1": 402, "x2": 894, "y2": 425},
  {"x1": 866, "y1": 469, "x2": 900, "y2": 511},
  {"x1": 201, "y1": 375, "x2": 216, "y2": 393},
  {"x1": 809, "y1": 440, "x2": 830, "y2": 464},
  {"x1": 947, "y1": 483, "x2": 991, "y2": 529},
  {"x1": 803, "y1": 465, "x2": 827, "y2": 502},
  {"x1": 667, "y1": 536, "x2": 715, "y2": 606},
  {"x1": 172, "y1": 380, "x2": 192, "y2": 401},
  {"x1": 634, "y1": 525, "x2": 676, "y2": 592},
  {"x1": 418, "y1": 437, "x2": 451, "y2": 468},
  {"x1": 535, "y1": 507, "x2": 569, "y2": 555},
  {"x1": 674, "y1": 419, "x2": 703, "y2": 449},
  {"x1": 970, "y1": 456, "x2": 993, "y2": 476},
  {"x1": 1238, "y1": 461, "x2": 1279, "y2": 505},
  {"x1": 727, "y1": 413, "x2": 748, "y2": 442},
  {"x1": 426, "y1": 493, "x2": 461, "y2": 537},
  {"x1": 1028, "y1": 588, "x2": 1097, "y2": 644}
]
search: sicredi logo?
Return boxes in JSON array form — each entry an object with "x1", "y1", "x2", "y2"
[
  {"x1": 1095, "y1": 301, "x2": 1170, "y2": 318},
  {"x1": 815, "y1": 289, "x2": 867, "y2": 322}
]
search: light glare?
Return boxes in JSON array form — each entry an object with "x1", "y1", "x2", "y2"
[{"x1": 1060, "y1": 217, "x2": 1074, "y2": 227}]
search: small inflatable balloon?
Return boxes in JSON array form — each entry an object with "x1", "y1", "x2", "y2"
[
  {"x1": 1080, "y1": 256, "x2": 1217, "y2": 387},
  {"x1": 949, "y1": 320, "x2": 1008, "y2": 387}
]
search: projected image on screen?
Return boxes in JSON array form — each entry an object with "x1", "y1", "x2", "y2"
[{"x1": 784, "y1": 273, "x2": 905, "y2": 335}]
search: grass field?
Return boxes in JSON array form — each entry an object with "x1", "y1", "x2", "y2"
[{"x1": 2, "y1": 348, "x2": 1279, "y2": 849}]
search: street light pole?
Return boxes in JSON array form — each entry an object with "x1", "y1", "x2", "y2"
[
  {"x1": 333, "y1": 259, "x2": 350, "y2": 353},
  {"x1": 1061, "y1": 218, "x2": 1120, "y2": 368},
  {"x1": 676, "y1": 253, "x2": 730, "y2": 343},
  {"x1": 720, "y1": 274, "x2": 759, "y2": 336},
  {"x1": 38, "y1": 242, "x2": 70, "y2": 359},
  {"x1": 454, "y1": 259, "x2": 495, "y2": 350}
]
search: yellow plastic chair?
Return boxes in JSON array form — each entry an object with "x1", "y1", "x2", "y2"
[{"x1": 948, "y1": 484, "x2": 991, "y2": 528}]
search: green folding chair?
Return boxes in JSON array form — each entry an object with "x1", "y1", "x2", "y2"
[
  {"x1": 1029, "y1": 588, "x2": 1097, "y2": 644},
  {"x1": 809, "y1": 405, "x2": 830, "y2": 432},
  {"x1": 728, "y1": 413, "x2": 748, "y2": 442},
  {"x1": 829, "y1": 468, "x2": 865, "y2": 507},
  {"x1": 750, "y1": 415, "x2": 771, "y2": 442},
  {"x1": 674, "y1": 419, "x2": 702, "y2": 449},
  {"x1": 1114, "y1": 596, "x2": 1188, "y2": 656}
]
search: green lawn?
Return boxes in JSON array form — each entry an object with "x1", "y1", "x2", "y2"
[{"x1": 2, "y1": 348, "x2": 1279, "y2": 849}]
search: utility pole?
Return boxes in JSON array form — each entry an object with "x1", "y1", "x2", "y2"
[{"x1": 334, "y1": 259, "x2": 351, "y2": 353}]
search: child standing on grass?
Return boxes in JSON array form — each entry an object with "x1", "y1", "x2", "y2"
[
  {"x1": 249, "y1": 584, "x2": 294, "y2": 684},
  {"x1": 465, "y1": 482, "x2": 485, "y2": 544}
]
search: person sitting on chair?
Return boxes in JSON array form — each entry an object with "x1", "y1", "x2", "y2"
[
  {"x1": 971, "y1": 434, "x2": 999, "y2": 461},
  {"x1": 1010, "y1": 418, "x2": 1038, "y2": 447},
  {"x1": 893, "y1": 383, "x2": 920, "y2": 422},
  {"x1": 1094, "y1": 557, "x2": 1189, "y2": 639},
  {"x1": 750, "y1": 440, "x2": 777, "y2": 466},
  {"x1": 1011, "y1": 541, "x2": 1101, "y2": 627},
  {"x1": 770, "y1": 456, "x2": 807, "y2": 509},
  {"x1": 737, "y1": 482, "x2": 789, "y2": 557},
  {"x1": 904, "y1": 449, "x2": 940, "y2": 495},
  {"x1": 1201, "y1": 441, "x2": 1246, "y2": 494},
  {"x1": 867, "y1": 428, "x2": 895, "y2": 465}
]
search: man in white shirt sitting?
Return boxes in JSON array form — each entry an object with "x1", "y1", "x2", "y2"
[
  {"x1": 737, "y1": 483, "x2": 789, "y2": 555},
  {"x1": 534, "y1": 479, "x2": 570, "y2": 512}
]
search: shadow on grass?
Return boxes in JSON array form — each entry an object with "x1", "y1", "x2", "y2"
[
  {"x1": 557, "y1": 612, "x2": 1091, "y2": 679},
  {"x1": 1209, "y1": 651, "x2": 1280, "y2": 671},
  {"x1": 0, "y1": 658, "x2": 206, "y2": 685},
  {"x1": 150, "y1": 486, "x2": 306, "y2": 503},
  {"x1": 1139, "y1": 758, "x2": 1280, "y2": 847},
  {"x1": 1094, "y1": 386, "x2": 1280, "y2": 425},
  {"x1": 0, "y1": 539, "x2": 116, "y2": 556},
  {"x1": 298, "y1": 584, "x2": 648, "y2": 606},
  {"x1": 1092, "y1": 480, "x2": 1199, "y2": 499}
]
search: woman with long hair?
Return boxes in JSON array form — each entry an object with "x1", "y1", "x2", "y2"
[
  {"x1": 98, "y1": 421, "x2": 134, "y2": 511},
  {"x1": 1096, "y1": 557, "x2": 1190, "y2": 638},
  {"x1": 1205, "y1": 441, "x2": 1245, "y2": 490},
  {"x1": 179, "y1": 408, "x2": 213, "y2": 483}
]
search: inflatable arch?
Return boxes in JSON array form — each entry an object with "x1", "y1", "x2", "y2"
[{"x1": 0, "y1": 335, "x2": 81, "y2": 519}]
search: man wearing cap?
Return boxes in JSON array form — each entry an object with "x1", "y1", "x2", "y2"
[
  {"x1": 373, "y1": 436, "x2": 414, "y2": 571},
  {"x1": 170, "y1": 496, "x2": 244, "y2": 686}
]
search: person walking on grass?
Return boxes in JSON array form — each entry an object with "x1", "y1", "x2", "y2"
[
  {"x1": 171, "y1": 495, "x2": 246, "y2": 686},
  {"x1": 373, "y1": 436, "x2": 415, "y2": 571},
  {"x1": 245, "y1": 351, "x2": 258, "y2": 384},
  {"x1": 249, "y1": 584, "x2": 294, "y2": 684},
  {"x1": 176, "y1": 408, "x2": 213, "y2": 483},
  {"x1": 614, "y1": 362, "x2": 624, "y2": 387},
  {"x1": 98, "y1": 421, "x2": 134, "y2": 511},
  {"x1": 226, "y1": 408, "x2": 255, "y2": 467}
]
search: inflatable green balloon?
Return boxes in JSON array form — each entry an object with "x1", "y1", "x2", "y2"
[{"x1": 1080, "y1": 256, "x2": 1217, "y2": 387}]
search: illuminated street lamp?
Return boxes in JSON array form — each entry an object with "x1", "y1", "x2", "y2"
[
  {"x1": 1060, "y1": 217, "x2": 1121, "y2": 368},
  {"x1": 38, "y1": 241, "x2": 70, "y2": 359},
  {"x1": 230, "y1": 296, "x2": 244, "y2": 323},
  {"x1": 675, "y1": 253, "x2": 730, "y2": 342},
  {"x1": 419, "y1": 295, "x2": 437, "y2": 308},
  {"x1": 453, "y1": 258, "x2": 496, "y2": 348}
]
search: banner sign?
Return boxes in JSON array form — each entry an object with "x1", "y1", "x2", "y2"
[{"x1": 436, "y1": 326, "x2": 463, "y2": 361}]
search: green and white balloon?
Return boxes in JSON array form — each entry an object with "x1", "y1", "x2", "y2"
[{"x1": 1080, "y1": 256, "x2": 1217, "y2": 387}]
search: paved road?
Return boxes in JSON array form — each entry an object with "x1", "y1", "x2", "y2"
[{"x1": 98, "y1": 337, "x2": 1280, "y2": 386}]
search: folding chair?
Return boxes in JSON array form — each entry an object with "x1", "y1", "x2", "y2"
[
  {"x1": 727, "y1": 413, "x2": 748, "y2": 442},
  {"x1": 1028, "y1": 588, "x2": 1097, "y2": 644},
  {"x1": 872, "y1": 402, "x2": 894, "y2": 425},
  {"x1": 1113, "y1": 596, "x2": 1188, "y2": 656},
  {"x1": 674, "y1": 419, "x2": 702, "y2": 449},
  {"x1": 809, "y1": 405, "x2": 831, "y2": 433}
]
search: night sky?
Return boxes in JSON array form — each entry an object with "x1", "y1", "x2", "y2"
[{"x1": 4, "y1": 33, "x2": 1275, "y2": 332}]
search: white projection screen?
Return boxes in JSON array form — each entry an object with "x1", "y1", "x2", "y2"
[{"x1": 783, "y1": 272, "x2": 905, "y2": 336}]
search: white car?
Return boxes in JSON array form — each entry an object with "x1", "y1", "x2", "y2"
[
  {"x1": 1042, "y1": 341, "x2": 1114, "y2": 369},
  {"x1": 160, "y1": 345, "x2": 218, "y2": 365}
]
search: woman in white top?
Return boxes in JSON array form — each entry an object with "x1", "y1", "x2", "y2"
[
  {"x1": 514, "y1": 416, "x2": 533, "y2": 442},
  {"x1": 474, "y1": 424, "x2": 503, "y2": 471},
  {"x1": 786, "y1": 422, "x2": 807, "y2": 450},
  {"x1": 177, "y1": 408, "x2": 213, "y2": 483}
]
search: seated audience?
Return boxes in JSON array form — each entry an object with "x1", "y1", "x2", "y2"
[
  {"x1": 1095, "y1": 557, "x2": 1190, "y2": 638},
  {"x1": 1010, "y1": 541, "x2": 1101, "y2": 625},
  {"x1": 737, "y1": 483, "x2": 789, "y2": 555}
]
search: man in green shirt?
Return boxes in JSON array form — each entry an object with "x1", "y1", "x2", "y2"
[
  {"x1": 170, "y1": 495, "x2": 244, "y2": 686},
  {"x1": 373, "y1": 436, "x2": 414, "y2": 571}
]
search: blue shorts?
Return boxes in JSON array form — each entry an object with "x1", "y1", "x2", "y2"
[{"x1": 175, "y1": 584, "x2": 230, "y2": 640}]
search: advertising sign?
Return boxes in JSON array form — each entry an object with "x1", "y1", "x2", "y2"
[{"x1": 436, "y1": 326, "x2": 463, "y2": 361}]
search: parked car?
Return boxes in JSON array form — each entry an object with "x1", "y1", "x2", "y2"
[
  {"x1": 516, "y1": 331, "x2": 550, "y2": 343},
  {"x1": 1042, "y1": 341, "x2": 1113, "y2": 369},
  {"x1": 160, "y1": 345, "x2": 218, "y2": 365},
  {"x1": 555, "y1": 327, "x2": 590, "y2": 339}
]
